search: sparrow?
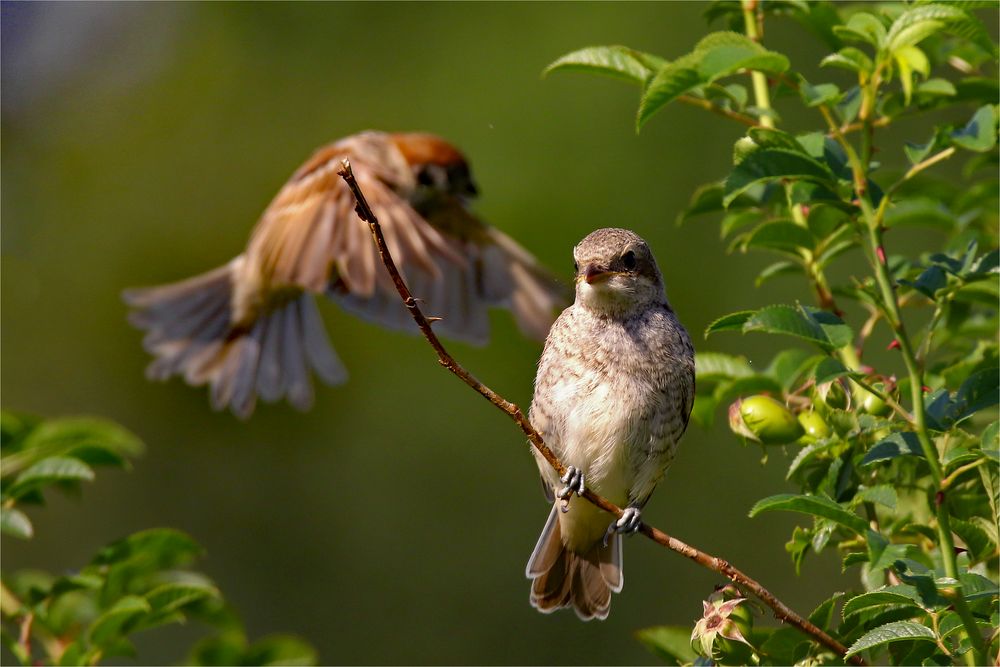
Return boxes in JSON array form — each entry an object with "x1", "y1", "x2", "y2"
[
  {"x1": 123, "y1": 131, "x2": 565, "y2": 418},
  {"x1": 525, "y1": 228, "x2": 695, "y2": 620}
]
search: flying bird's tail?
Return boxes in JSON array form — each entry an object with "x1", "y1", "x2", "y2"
[
  {"x1": 526, "y1": 503, "x2": 623, "y2": 621},
  {"x1": 122, "y1": 256, "x2": 346, "y2": 419}
]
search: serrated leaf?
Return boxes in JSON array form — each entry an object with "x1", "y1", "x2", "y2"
[
  {"x1": 743, "y1": 305, "x2": 852, "y2": 351},
  {"x1": 749, "y1": 493, "x2": 867, "y2": 534},
  {"x1": 842, "y1": 587, "x2": 923, "y2": 618},
  {"x1": 92, "y1": 528, "x2": 202, "y2": 569},
  {"x1": 834, "y1": 13, "x2": 887, "y2": 49},
  {"x1": 695, "y1": 352, "x2": 754, "y2": 381},
  {"x1": 637, "y1": 32, "x2": 788, "y2": 130},
  {"x1": 845, "y1": 621, "x2": 936, "y2": 657},
  {"x1": 723, "y1": 149, "x2": 835, "y2": 205},
  {"x1": 800, "y1": 80, "x2": 842, "y2": 107},
  {"x1": 7, "y1": 456, "x2": 95, "y2": 499},
  {"x1": 0, "y1": 507, "x2": 33, "y2": 539},
  {"x1": 544, "y1": 45, "x2": 661, "y2": 84},
  {"x1": 244, "y1": 635, "x2": 318, "y2": 667},
  {"x1": 863, "y1": 432, "x2": 924, "y2": 465},
  {"x1": 704, "y1": 310, "x2": 755, "y2": 337},
  {"x1": 809, "y1": 592, "x2": 844, "y2": 631},
  {"x1": 635, "y1": 626, "x2": 699, "y2": 665},
  {"x1": 951, "y1": 105, "x2": 998, "y2": 152},
  {"x1": 953, "y1": 367, "x2": 999, "y2": 421},
  {"x1": 86, "y1": 595, "x2": 151, "y2": 647},
  {"x1": 855, "y1": 484, "x2": 898, "y2": 510}
]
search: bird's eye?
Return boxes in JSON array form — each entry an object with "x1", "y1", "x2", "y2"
[
  {"x1": 416, "y1": 167, "x2": 435, "y2": 187},
  {"x1": 622, "y1": 250, "x2": 637, "y2": 270}
]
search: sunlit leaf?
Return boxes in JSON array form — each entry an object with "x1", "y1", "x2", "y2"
[
  {"x1": 749, "y1": 493, "x2": 868, "y2": 534},
  {"x1": 845, "y1": 621, "x2": 936, "y2": 657}
]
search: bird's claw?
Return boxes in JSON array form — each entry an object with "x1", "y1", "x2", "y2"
[
  {"x1": 557, "y1": 466, "x2": 585, "y2": 512},
  {"x1": 603, "y1": 507, "x2": 642, "y2": 546}
]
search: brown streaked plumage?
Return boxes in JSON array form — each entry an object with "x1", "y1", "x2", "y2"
[
  {"x1": 124, "y1": 130, "x2": 566, "y2": 418},
  {"x1": 526, "y1": 228, "x2": 695, "y2": 620}
]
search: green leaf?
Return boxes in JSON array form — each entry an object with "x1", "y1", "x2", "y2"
[
  {"x1": 845, "y1": 620, "x2": 936, "y2": 658},
  {"x1": 951, "y1": 105, "x2": 998, "y2": 152},
  {"x1": 1, "y1": 417, "x2": 143, "y2": 478},
  {"x1": 820, "y1": 47, "x2": 874, "y2": 74},
  {"x1": 677, "y1": 182, "x2": 725, "y2": 224},
  {"x1": 723, "y1": 149, "x2": 834, "y2": 205},
  {"x1": 0, "y1": 507, "x2": 33, "y2": 539},
  {"x1": 635, "y1": 626, "x2": 699, "y2": 665},
  {"x1": 7, "y1": 456, "x2": 95, "y2": 499},
  {"x1": 855, "y1": 484, "x2": 898, "y2": 510},
  {"x1": 886, "y1": 5, "x2": 967, "y2": 51},
  {"x1": 756, "y1": 260, "x2": 799, "y2": 287},
  {"x1": 695, "y1": 352, "x2": 754, "y2": 381},
  {"x1": 745, "y1": 305, "x2": 853, "y2": 351},
  {"x1": 863, "y1": 432, "x2": 924, "y2": 465},
  {"x1": 704, "y1": 310, "x2": 755, "y2": 336},
  {"x1": 92, "y1": 528, "x2": 202, "y2": 569},
  {"x1": 813, "y1": 357, "x2": 851, "y2": 385},
  {"x1": 749, "y1": 493, "x2": 868, "y2": 534},
  {"x1": 809, "y1": 591, "x2": 844, "y2": 631},
  {"x1": 842, "y1": 587, "x2": 923, "y2": 618},
  {"x1": 544, "y1": 46, "x2": 663, "y2": 85},
  {"x1": 637, "y1": 32, "x2": 788, "y2": 130},
  {"x1": 799, "y1": 80, "x2": 842, "y2": 107},
  {"x1": 744, "y1": 220, "x2": 814, "y2": 256},
  {"x1": 145, "y1": 582, "x2": 219, "y2": 615},
  {"x1": 951, "y1": 517, "x2": 994, "y2": 563},
  {"x1": 953, "y1": 367, "x2": 999, "y2": 421},
  {"x1": 86, "y1": 595, "x2": 151, "y2": 648},
  {"x1": 833, "y1": 13, "x2": 887, "y2": 49}
]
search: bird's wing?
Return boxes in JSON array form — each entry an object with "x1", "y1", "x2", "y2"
[
  {"x1": 244, "y1": 139, "x2": 565, "y2": 345},
  {"x1": 243, "y1": 139, "x2": 466, "y2": 302}
]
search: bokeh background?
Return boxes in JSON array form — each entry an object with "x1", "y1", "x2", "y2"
[{"x1": 1, "y1": 2, "x2": 964, "y2": 664}]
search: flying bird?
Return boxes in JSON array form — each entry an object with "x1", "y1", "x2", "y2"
[
  {"x1": 124, "y1": 131, "x2": 565, "y2": 418},
  {"x1": 526, "y1": 228, "x2": 695, "y2": 620}
]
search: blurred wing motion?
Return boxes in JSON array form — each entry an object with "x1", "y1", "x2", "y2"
[{"x1": 123, "y1": 131, "x2": 566, "y2": 418}]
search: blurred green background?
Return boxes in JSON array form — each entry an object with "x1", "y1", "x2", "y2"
[{"x1": 2, "y1": 2, "x2": 932, "y2": 664}]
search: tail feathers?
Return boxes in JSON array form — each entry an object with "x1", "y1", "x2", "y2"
[
  {"x1": 526, "y1": 504, "x2": 623, "y2": 621},
  {"x1": 123, "y1": 260, "x2": 347, "y2": 419}
]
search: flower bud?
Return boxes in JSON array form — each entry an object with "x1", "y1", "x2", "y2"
[
  {"x1": 797, "y1": 410, "x2": 830, "y2": 443},
  {"x1": 731, "y1": 396, "x2": 804, "y2": 445},
  {"x1": 859, "y1": 383, "x2": 891, "y2": 416}
]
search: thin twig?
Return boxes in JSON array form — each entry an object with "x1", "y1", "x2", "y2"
[{"x1": 336, "y1": 159, "x2": 864, "y2": 665}]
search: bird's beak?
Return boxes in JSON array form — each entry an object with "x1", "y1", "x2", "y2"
[{"x1": 583, "y1": 264, "x2": 612, "y2": 284}]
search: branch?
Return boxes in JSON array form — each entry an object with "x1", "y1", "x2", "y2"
[
  {"x1": 336, "y1": 159, "x2": 864, "y2": 666},
  {"x1": 677, "y1": 94, "x2": 760, "y2": 128}
]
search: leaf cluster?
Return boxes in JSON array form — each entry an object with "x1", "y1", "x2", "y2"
[
  {"x1": 547, "y1": 1, "x2": 998, "y2": 665},
  {"x1": 0, "y1": 411, "x2": 316, "y2": 666}
]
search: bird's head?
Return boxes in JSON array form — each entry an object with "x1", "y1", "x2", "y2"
[
  {"x1": 572, "y1": 228, "x2": 666, "y2": 316},
  {"x1": 390, "y1": 132, "x2": 479, "y2": 199}
]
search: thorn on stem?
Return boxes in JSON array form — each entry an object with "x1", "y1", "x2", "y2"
[
  {"x1": 876, "y1": 246, "x2": 886, "y2": 265},
  {"x1": 935, "y1": 490, "x2": 944, "y2": 507},
  {"x1": 426, "y1": 316, "x2": 443, "y2": 324},
  {"x1": 887, "y1": 340, "x2": 900, "y2": 351},
  {"x1": 922, "y1": 385, "x2": 931, "y2": 393}
]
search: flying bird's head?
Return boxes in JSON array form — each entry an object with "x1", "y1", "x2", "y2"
[
  {"x1": 390, "y1": 132, "x2": 478, "y2": 199},
  {"x1": 572, "y1": 228, "x2": 666, "y2": 316}
]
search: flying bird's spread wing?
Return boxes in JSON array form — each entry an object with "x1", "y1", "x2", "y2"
[{"x1": 242, "y1": 136, "x2": 565, "y2": 345}]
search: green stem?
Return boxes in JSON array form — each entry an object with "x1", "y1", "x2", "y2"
[{"x1": 741, "y1": 0, "x2": 774, "y2": 129}]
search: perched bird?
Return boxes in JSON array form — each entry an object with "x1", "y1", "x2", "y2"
[
  {"x1": 526, "y1": 228, "x2": 695, "y2": 620},
  {"x1": 123, "y1": 131, "x2": 564, "y2": 418}
]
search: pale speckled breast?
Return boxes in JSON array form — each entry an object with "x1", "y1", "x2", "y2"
[{"x1": 529, "y1": 301, "x2": 694, "y2": 549}]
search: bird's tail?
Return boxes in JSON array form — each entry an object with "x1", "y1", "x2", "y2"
[
  {"x1": 122, "y1": 257, "x2": 346, "y2": 418},
  {"x1": 525, "y1": 504, "x2": 623, "y2": 621}
]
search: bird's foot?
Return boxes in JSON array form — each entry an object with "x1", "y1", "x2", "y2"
[
  {"x1": 603, "y1": 507, "x2": 642, "y2": 546},
  {"x1": 557, "y1": 466, "x2": 585, "y2": 512}
]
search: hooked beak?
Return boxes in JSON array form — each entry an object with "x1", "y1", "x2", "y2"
[{"x1": 583, "y1": 264, "x2": 612, "y2": 284}]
